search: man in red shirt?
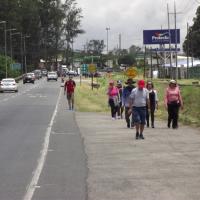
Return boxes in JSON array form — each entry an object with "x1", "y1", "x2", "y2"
[{"x1": 64, "y1": 76, "x2": 76, "y2": 110}]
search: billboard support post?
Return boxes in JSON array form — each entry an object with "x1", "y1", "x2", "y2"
[{"x1": 143, "y1": 46, "x2": 146, "y2": 79}]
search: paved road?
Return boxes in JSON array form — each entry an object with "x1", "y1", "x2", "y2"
[
  {"x1": 0, "y1": 78, "x2": 87, "y2": 200},
  {"x1": 76, "y1": 112, "x2": 200, "y2": 200},
  {"x1": 1, "y1": 76, "x2": 200, "y2": 200}
]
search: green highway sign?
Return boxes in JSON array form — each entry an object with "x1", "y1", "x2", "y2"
[{"x1": 81, "y1": 64, "x2": 88, "y2": 73}]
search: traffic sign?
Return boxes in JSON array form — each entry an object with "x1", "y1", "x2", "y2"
[
  {"x1": 88, "y1": 64, "x2": 96, "y2": 73},
  {"x1": 125, "y1": 67, "x2": 137, "y2": 78},
  {"x1": 81, "y1": 64, "x2": 88, "y2": 73},
  {"x1": 11, "y1": 63, "x2": 22, "y2": 70}
]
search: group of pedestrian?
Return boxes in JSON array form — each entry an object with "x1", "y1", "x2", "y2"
[{"x1": 107, "y1": 78, "x2": 183, "y2": 140}]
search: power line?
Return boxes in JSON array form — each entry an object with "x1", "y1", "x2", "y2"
[
  {"x1": 178, "y1": 0, "x2": 199, "y2": 13},
  {"x1": 194, "y1": 0, "x2": 200, "y2": 3}
]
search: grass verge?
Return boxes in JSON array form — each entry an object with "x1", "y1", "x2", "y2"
[{"x1": 75, "y1": 75, "x2": 200, "y2": 127}]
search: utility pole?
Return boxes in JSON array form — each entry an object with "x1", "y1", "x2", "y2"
[
  {"x1": 174, "y1": 0, "x2": 178, "y2": 80},
  {"x1": 167, "y1": 3, "x2": 172, "y2": 78},
  {"x1": 168, "y1": 1, "x2": 181, "y2": 80},
  {"x1": 187, "y1": 22, "x2": 189, "y2": 79},
  {"x1": 119, "y1": 33, "x2": 121, "y2": 51}
]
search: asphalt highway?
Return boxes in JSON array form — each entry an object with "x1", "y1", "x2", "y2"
[{"x1": 0, "y1": 78, "x2": 87, "y2": 200}]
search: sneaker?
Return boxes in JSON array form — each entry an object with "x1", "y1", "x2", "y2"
[
  {"x1": 136, "y1": 132, "x2": 139, "y2": 140},
  {"x1": 152, "y1": 125, "x2": 155, "y2": 128},
  {"x1": 139, "y1": 133, "x2": 145, "y2": 139}
]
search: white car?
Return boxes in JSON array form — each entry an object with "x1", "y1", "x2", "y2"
[
  {"x1": 47, "y1": 72, "x2": 58, "y2": 81},
  {"x1": 0, "y1": 78, "x2": 18, "y2": 93}
]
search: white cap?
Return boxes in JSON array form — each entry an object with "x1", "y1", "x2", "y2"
[{"x1": 169, "y1": 79, "x2": 176, "y2": 84}]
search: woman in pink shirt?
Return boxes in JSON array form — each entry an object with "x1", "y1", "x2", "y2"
[
  {"x1": 107, "y1": 80, "x2": 119, "y2": 119},
  {"x1": 164, "y1": 80, "x2": 183, "y2": 129}
]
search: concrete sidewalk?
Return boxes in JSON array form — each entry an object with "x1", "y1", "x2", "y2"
[{"x1": 75, "y1": 112, "x2": 200, "y2": 200}]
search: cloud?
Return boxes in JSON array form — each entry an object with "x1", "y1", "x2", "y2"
[{"x1": 73, "y1": 0, "x2": 199, "y2": 51}]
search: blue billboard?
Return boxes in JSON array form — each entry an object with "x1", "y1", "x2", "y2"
[{"x1": 143, "y1": 29, "x2": 180, "y2": 45}]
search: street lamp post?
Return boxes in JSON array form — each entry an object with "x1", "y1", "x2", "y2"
[
  {"x1": 4, "y1": 28, "x2": 17, "y2": 77},
  {"x1": 106, "y1": 27, "x2": 110, "y2": 54},
  {"x1": 0, "y1": 21, "x2": 7, "y2": 77},
  {"x1": 10, "y1": 32, "x2": 20, "y2": 59},
  {"x1": 23, "y1": 35, "x2": 30, "y2": 73},
  {"x1": 10, "y1": 32, "x2": 23, "y2": 72},
  {"x1": 9, "y1": 29, "x2": 17, "y2": 60}
]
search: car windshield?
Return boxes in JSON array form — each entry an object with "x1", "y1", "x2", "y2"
[{"x1": 49, "y1": 72, "x2": 56, "y2": 75}]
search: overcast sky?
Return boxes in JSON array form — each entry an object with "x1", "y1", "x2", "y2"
[{"x1": 73, "y1": 0, "x2": 199, "y2": 51}]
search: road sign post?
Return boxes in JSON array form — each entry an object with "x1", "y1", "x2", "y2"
[
  {"x1": 88, "y1": 64, "x2": 97, "y2": 90},
  {"x1": 124, "y1": 66, "x2": 138, "y2": 79}
]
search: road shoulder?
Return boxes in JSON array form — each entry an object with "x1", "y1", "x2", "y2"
[{"x1": 76, "y1": 112, "x2": 200, "y2": 200}]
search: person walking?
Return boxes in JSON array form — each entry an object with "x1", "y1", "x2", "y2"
[
  {"x1": 146, "y1": 81, "x2": 158, "y2": 128},
  {"x1": 129, "y1": 80, "x2": 149, "y2": 139},
  {"x1": 116, "y1": 80, "x2": 124, "y2": 119},
  {"x1": 64, "y1": 75, "x2": 76, "y2": 110},
  {"x1": 107, "y1": 80, "x2": 119, "y2": 120},
  {"x1": 164, "y1": 80, "x2": 183, "y2": 129},
  {"x1": 122, "y1": 78, "x2": 136, "y2": 128}
]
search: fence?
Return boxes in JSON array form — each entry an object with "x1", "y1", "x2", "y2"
[{"x1": 156, "y1": 66, "x2": 200, "y2": 79}]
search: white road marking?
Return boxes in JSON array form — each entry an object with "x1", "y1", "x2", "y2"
[
  {"x1": 23, "y1": 88, "x2": 62, "y2": 200},
  {"x1": 52, "y1": 131, "x2": 75, "y2": 135}
]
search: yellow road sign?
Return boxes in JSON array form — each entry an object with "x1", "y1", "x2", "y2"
[
  {"x1": 88, "y1": 64, "x2": 96, "y2": 73},
  {"x1": 125, "y1": 67, "x2": 137, "y2": 78}
]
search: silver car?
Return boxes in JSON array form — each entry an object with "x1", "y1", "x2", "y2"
[
  {"x1": 47, "y1": 72, "x2": 58, "y2": 81},
  {"x1": 0, "y1": 78, "x2": 18, "y2": 93}
]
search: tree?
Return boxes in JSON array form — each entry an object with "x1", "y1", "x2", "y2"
[
  {"x1": 86, "y1": 40, "x2": 105, "y2": 55},
  {"x1": 183, "y1": 6, "x2": 200, "y2": 57},
  {"x1": 0, "y1": 0, "x2": 84, "y2": 72},
  {"x1": 129, "y1": 45, "x2": 142, "y2": 56},
  {"x1": 62, "y1": 0, "x2": 84, "y2": 66},
  {"x1": 118, "y1": 54, "x2": 136, "y2": 66}
]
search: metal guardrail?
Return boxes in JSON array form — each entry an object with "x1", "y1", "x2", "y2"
[{"x1": 15, "y1": 75, "x2": 23, "y2": 82}]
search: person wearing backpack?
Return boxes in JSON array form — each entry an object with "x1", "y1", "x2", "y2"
[
  {"x1": 64, "y1": 75, "x2": 76, "y2": 110},
  {"x1": 164, "y1": 80, "x2": 183, "y2": 129}
]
